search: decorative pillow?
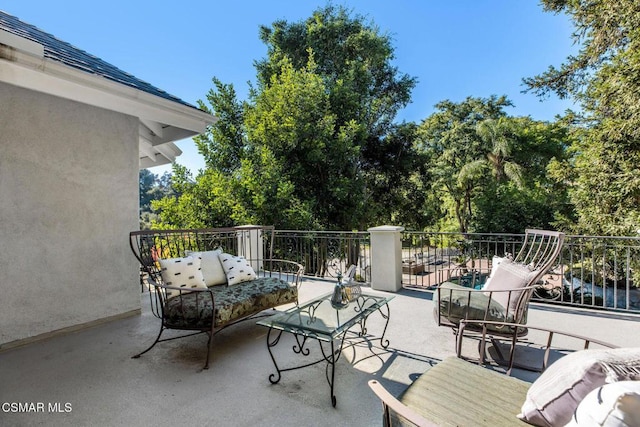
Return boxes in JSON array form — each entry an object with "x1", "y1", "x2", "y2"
[
  {"x1": 185, "y1": 249, "x2": 226, "y2": 286},
  {"x1": 158, "y1": 256, "x2": 207, "y2": 298},
  {"x1": 481, "y1": 255, "x2": 506, "y2": 289},
  {"x1": 566, "y1": 381, "x2": 640, "y2": 427},
  {"x1": 483, "y1": 258, "x2": 536, "y2": 314},
  {"x1": 218, "y1": 253, "x2": 257, "y2": 286},
  {"x1": 518, "y1": 347, "x2": 640, "y2": 427}
]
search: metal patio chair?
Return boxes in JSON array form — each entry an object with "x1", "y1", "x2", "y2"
[{"x1": 434, "y1": 229, "x2": 565, "y2": 370}]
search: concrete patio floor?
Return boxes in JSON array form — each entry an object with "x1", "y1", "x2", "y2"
[{"x1": 2, "y1": 278, "x2": 640, "y2": 427}]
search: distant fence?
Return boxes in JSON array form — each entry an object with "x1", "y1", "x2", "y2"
[{"x1": 270, "y1": 228, "x2": 640, "y2": 314}]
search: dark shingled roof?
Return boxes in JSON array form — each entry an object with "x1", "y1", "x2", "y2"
[{"x1": 0, "y1": 10, "x2": 197, "y2": 109}]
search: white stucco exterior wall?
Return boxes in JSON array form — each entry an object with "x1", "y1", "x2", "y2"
[{"x1": 0, "y1": 82, "x2": 140, "y2": 346}]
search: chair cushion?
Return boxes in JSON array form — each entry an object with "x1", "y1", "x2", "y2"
[
  {"x1": 219, "y1": 253, "x2": 258, "y2": 286},
  {"x1": 185, "y1": 249, "x2": 227, "y2": 286},
  {"x1": 438, "y1": 282, "x2": 513, "y2": 327},
  {"x1": 399, "y1": 356, "x2": 530, "y2": 426},
  {"x1": 518, "y1": 347, "x2": 640, "y2": 427},
  {"x1": 163, "y1": 277, "x2": 297, "y2": 329},
  {"x1": 158, "y1": 256, "x2": 207, "y2": 298}
]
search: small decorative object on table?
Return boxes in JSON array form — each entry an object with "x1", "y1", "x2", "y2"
[
  {"x1": 330, "y1": 272, "x2": 350, "y2": 309},
  {"x1": 342, "y1": 264, "x2": 361, "y2": 302}
]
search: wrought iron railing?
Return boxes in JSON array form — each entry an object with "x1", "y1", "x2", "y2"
[
  {"x1": 271, "y1": 230, "x2": 371, "y2": 282},
  {"x1": 271, "y1": 229, "x2": 640, "y2": 313},
  {"x1": 401, "y1": 231, "x2": 640, "y2": 313},
  {"x1": 557, "y1": 235, "x2": 640, "y2": 311},
  {"x1": 400, "y1": 231, "x2": 525, "y2": 289}
]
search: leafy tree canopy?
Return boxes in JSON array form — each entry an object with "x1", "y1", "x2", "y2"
[
  {"x1": 154, "y1": 5, "x2": 419, "y2": 231},
  {"x1": 255, "y1": 5, "x2": 415, "y2": 138},
  {"x1": 416, "y1": 96, "x2": 570, "y2": 233},
  {"x1": 526, "y1": 0, "x2": 640, "y2": 235}
]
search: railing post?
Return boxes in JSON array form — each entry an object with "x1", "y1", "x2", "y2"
[
  {"x1": 236, "y1": 225, "x2": 264, "y2": 272},
  {"x1": 368, "y1": 225, "x2": 405, "y2": 292}
]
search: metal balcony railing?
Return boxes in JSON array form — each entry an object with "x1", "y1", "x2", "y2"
[
  {"x1": 270, "y1": 229, "x2": 640, "y2": 314},
  {"x1": 271, "y1": 230, "x2": 371, "y2": 282},
  {"x1": 400, "y1": 231, "x2": 640, "y2": 313}
]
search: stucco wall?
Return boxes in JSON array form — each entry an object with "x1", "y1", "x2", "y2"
[{"x1": 0, "y1": 82, "x2": 140, "y2": 345}]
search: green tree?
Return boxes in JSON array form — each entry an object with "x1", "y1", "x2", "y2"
[
  {"x1": 363, "y1": 122, "x2": 430, "y2": 228},
  {"x1": 476, "y1": 117, "x2": 523, "y2": 185},
  {"x1": 525, "y1": 0, "x2": 640, "y2": 235},
  {"x1": 154, "y1": 5, "x2": 418, "y2": 231},
  {"x1": 139, "y1": 169, "x2": 174, "y2": 229},
  {"x1": 472, "y1": 118, "x2": 571, "y2": 233},
  {"x1": 139, "y1": 169, "x2": 156, "y2": 213},
  {"x1": 153, "y1": 65, "x2": 317, "y2": 230},
  {"x1": 416, "y1": 97, "x2": 569, "y2": 233},
  {"x1": 416, "y1": 96, "x2": 513, "y2": 232},
  {"x1": 151, "y1": 164, "x2": 241, "y2": 229},
  {"x1": 256, "y1": 5, "x2": 415, "y2": 138},
  {"x1": 254, "y1": 4, "x2": 417, "y2": 230},
  {"x1": 194, "y1": 77, "x2": 246, "y2": 174},
  {"x1": 245, "y1": 57, "x2": 358, "y2": 229}
]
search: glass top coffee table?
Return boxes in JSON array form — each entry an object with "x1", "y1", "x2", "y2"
[{"x1": 257, "y1": 291, "x2": 394, "y2": 407}]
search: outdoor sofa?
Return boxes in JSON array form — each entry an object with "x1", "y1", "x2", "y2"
[{"x1": 129, "y1": 226, "x2": 303, "y2": 369}]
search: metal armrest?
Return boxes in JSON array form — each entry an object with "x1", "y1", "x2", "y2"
[
  {"x1": 259, "y1": 258, "x2": 305, "y2": 289},
  {"x1": 457, "y1": 320, "x2": 618, "y2": 374},
  {"x1": 262, "y1": 258, "x2": 304, "y2": 272},
  {"x1": 368, "y1": 380, "x2": 438, "y2": 427},
  {"x1": 458, "y1": 320, "x2": 617, "y2": 350}
]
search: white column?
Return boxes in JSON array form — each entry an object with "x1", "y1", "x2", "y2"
[
  {"x1": 236, "y1": 225, "x2": 264, "y2": 271},
  {"x1": 368, "y1": 225, "x2": 405, "y2": 292}
]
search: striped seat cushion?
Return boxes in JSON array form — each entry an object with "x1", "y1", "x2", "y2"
[{"x1": 398, "y1": 357, "x2": 530, "y2": 426}]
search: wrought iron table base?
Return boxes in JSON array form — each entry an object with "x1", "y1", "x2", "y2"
[{"x1": 264, "y1": 304, "x2": 391, "y2": 407}]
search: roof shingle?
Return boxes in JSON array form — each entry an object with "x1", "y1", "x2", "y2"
[{"x1": 0, "y1": 10, "x2": 197, "y2": 109}]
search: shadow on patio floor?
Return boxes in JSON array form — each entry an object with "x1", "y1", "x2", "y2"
[{"x1": 1, "y1": 279, "x2": 639, "y2": 426}]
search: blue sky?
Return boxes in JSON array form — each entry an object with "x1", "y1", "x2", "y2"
[{"x1": 5, "y1": 1, "x2": 577, "y2": 175}]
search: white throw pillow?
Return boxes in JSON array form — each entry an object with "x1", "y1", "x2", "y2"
[
  {"x1": 483, "y1": 258, "x2": 536, "y2": 313},
  {"x1": 482, "y1": 255, "x2": 506, "y2": 289},
  {"x1": 185, "y1": 249, "x2": 226, "y2": 286},
  {"x1": 218, "y1": 253, "x2": 257, "y2": 286},
  {"x1": 158, "y1": 256, "x2": 207, "y2": 298},
  {"x1": 566, "y1": 381, "x2": 640, "y2": 427},
  {"x1": 518, "y1": 347, "x2": 640, "y2": 427}
]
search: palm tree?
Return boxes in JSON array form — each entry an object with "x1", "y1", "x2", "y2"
[{"x1": 476, "y1": 117, "x2": 524, "y2": 187}]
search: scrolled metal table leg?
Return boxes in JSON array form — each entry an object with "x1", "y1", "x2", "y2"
[
  {"x1": 378, "y1": 304, "x2": 391, "y2": 349},
  {"x1": 293, "y1": 334, "x2": 310, "y2": 356},
  {"x1": 319, "y1": 337, "x2": 347, "y2": 407},
  {"x1": 266, "y1": 326, "x2": 284, "y2": 384},
  {"x1": 324, "y1": 340, "x2": 337, "y2": 407}
]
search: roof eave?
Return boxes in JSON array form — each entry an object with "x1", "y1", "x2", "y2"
[{"x1": 0, "y1": 44, "x2": 216, "y2": 168}]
